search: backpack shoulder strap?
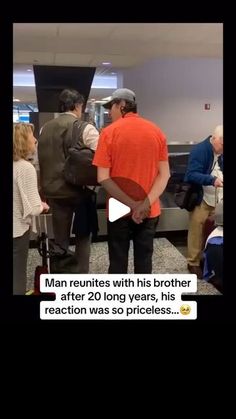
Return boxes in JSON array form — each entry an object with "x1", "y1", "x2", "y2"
[
  {"x1": 72, "y1": 120, "x2": 89, "y2": 148},
  {"x1": 63, "y1": 118, "x2": 86, "y2": 157}
]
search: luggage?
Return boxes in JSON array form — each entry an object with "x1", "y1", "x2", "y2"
[
  {"x1": 203, "y1": 242, "x2": 223, "y2": 293},
  {"x1": 33, "y1": 214, "x2": 51, "y2": 295},
  {"x1": 34, "y1": 214, "x2": 80, "y2": 295}
]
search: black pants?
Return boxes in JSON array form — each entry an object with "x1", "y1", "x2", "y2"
[
  {"x1": 49, "y1": 197, "x2": 91, "y2": 273},
  {"x1": 13, "y1": 229, "x2": 30, "y2": 295},
  {"x1": 107, "y1": 216, "x2": 159, "y2": 273}
]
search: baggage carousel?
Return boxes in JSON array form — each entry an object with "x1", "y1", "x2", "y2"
[{"x1": 30, "y1": 143, "x2": 194, "y2": 240}]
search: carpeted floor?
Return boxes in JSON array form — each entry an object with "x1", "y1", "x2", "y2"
[{"x1": 27, "y1": 238, "x2": 221, "y2": 295}]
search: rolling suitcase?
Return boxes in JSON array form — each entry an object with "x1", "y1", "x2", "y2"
[
  {"x1": 34, "y1": 214, "x2": 79, "y2": 296},
  {"x1": 34, "y1": 214, "x2": 51, "y2": 295}
]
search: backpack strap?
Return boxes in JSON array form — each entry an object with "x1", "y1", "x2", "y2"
[
  {"x1": 63, "y1": 118, "x2": 87, "y2": 158},
  {"x1": 71, "y1": 120, "x2": 89, "y2": 149}
]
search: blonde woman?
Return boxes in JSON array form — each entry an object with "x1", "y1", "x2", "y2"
[{"x1": 13, "y1": 123, "x2": 49, "y2": 295}]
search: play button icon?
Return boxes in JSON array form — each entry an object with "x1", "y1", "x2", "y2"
[{"x1": 108, "y1": 198, "x2": 131, "y2": 222}]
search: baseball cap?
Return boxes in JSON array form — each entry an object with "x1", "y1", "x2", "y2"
[{"x1": 103, "y1": 88, "x2": 136, "y2": 109}]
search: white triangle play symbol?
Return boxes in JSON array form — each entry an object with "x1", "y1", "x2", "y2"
[{"x1": 108, "y1": 198, "x2": 131, "y2": 222}]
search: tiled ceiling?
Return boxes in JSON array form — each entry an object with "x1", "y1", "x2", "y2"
[{"x1": 13, "y1": 23, "x2": 223, "y2": 103}]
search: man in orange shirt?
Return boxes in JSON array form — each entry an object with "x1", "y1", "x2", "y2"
[{"x1": 93, "y1": 88, "x2": 170, "y2": 273}]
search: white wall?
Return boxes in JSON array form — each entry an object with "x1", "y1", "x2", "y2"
[{"x1": 123, "y1": 58, "x2": 223, "y2": 143}]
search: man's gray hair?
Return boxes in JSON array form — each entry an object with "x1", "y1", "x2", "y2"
[{"x1": 213, "y1": 125, "x2": 223, "y2": 140}]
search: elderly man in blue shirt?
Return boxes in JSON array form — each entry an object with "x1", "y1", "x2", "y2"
[{"x1": 184, "y1": 125, "x2": 223, "y2": 279}]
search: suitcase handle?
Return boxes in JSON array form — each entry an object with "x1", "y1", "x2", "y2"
[{"x1": 37, "y1": 214, "x2": 50, "y2": 273}]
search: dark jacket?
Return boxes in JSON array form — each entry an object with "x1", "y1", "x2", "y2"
[
  {"x1": 38, "y1": 113, "x2": 82, "y2": 199},
  {"x1": 184, "y1": 136, "x2": 223, "y2": 204}
]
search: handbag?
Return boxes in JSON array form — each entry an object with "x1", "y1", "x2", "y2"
[
  {"x1": 64, "y1": 120, "x2": 99, "y2": 186},
  {"x1": 174, "y1": 182, "x2": 199, "y2": 211}
]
